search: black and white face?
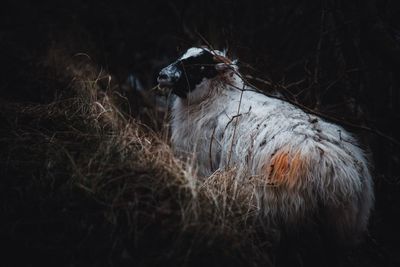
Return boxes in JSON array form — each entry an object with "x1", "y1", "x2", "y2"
[{"x1": 157, "y1": 47, "x2": 230, "y2": 98}]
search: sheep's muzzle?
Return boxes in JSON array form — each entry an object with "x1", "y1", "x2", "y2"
[{"x1": 157, "y1": 62, "x2": 181, "y2": 88}]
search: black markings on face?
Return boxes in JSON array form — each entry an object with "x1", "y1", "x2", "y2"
[{"x1": 172, "y1": 50, "x2": 219, "y2": 98}]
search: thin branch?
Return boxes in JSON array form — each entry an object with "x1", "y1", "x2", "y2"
[
  {"x1": 228, "y1": 72, "x2": 400, "y2": 147},
  {"x1": 209, "y1": 125, "x2": 217, "y2": 172},
  {"x1": 227, "y1": 83, "x2": 245, "y2": 168}
]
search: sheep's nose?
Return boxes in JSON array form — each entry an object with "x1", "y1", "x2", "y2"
[
  {"x1": 158, "y1": 73, "x2": 169, "y2": 81},
  {"x1": 157, "y1": 72, "x2": 173, "y2": 87},
  {"x1": 157, "y1": 65, "x2": 181, "y2": 87}
]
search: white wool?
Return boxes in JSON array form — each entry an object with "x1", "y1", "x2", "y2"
[
  {"x1": 179, "y1": 47, "x2": 226, "y2": 60},
  {"x1": 170, "y1": 53, "x2": 374, "y2": 241}
]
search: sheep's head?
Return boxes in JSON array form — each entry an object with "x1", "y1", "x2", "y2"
[{"x1": 157, "y1": 47, "x2": 237, "y2": 99}]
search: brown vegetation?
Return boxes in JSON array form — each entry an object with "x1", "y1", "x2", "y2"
[{"x1": 1, "y1": 0, "x2": 400, "y2": 266}]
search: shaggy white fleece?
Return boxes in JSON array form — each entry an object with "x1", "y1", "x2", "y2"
[{"x1": 169, "y1": 48, "x2": 374, "y2": 240}]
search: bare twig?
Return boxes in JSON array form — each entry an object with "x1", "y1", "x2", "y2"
[
  {"x1": 227, "y1": 82, "x2": 245, "y2": 168},
  {"x1": 230, "y1": 71, "x2": 400, "y2": 147},
  {"x1": 209, "y1": 125, "x2": 217, "y2": 172}
]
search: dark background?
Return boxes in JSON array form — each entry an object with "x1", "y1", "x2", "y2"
[{"x1": 1, "y1": 0, "x2": 400, "y2": 266}]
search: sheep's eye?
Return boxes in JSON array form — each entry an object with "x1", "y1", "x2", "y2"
[{"x1": 200, "y1": 66, "x2": 205, "y2": 71}]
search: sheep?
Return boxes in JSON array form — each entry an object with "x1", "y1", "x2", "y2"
[{"x1": 157, "y1": 47, "x2": 374, "y2": 243}]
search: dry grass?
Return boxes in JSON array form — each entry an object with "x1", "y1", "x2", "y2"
[
  {"x1": 3, "y1": 44, "x2": 378, "y2": 266},
  {"x1": 3, "y1": 1, "x2": 400, "y2": 265},
  {"x1": 0, "y1": 48, "x2": 286, "y2": 266}
]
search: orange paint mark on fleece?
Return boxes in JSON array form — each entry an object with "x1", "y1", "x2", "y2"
[{"x1": 264, "y1": 149, "x2": 308, "y2": 188}]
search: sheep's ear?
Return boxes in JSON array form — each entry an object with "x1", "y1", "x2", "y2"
[
  {"x1": 215, "y1": 63, "x2": 229, "y2": 71},
  {"x1": 215, "y1": 62, "x2": 238, "y2": 72}
]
